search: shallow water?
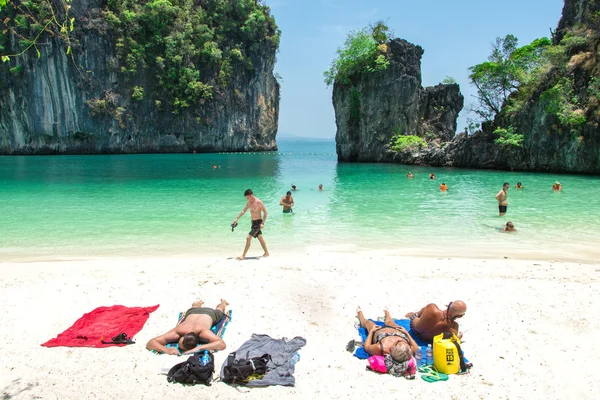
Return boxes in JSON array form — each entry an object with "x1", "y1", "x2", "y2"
[{"x1": 1, "y1": 139, "x2": 599, "y2": 262}]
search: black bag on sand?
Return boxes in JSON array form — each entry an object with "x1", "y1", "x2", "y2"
[
  {"x1": 222, "y1": 352, "x2": 271, "y2": 384},
  {"x1": 167, "y1": 352, "x2": 215, "y2": 386}
]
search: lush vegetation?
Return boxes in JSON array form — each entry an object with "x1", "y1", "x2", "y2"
[
  {"x1": 390, "y1": 134, "x2": 426, "y2": 152},
  {"x1": 1, "y1": 0, "x2": 279, "y2": 114},
  {"x1": 105, "y1": 0, "x2": 280, "y2": 112},
  {"x1": 493, "y1": 127, "x2": 524, "y2": 147},
  {"x1": 0, "y1": 0, "x2": 74, "y2": 63},
  {"x1": 324, "y1": 21, "x2": 393, "y2": 86},
  {"x1": 468, "y1": 35, "x2": 551, "y2": 120},
  {"x1": 469, "y1": 28, "x2": 597, "y2": 135}
]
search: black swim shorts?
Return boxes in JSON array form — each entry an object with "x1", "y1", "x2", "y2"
[
  {"x1": 499, "y1": 205, "x2": 508, "y2": 213},
  {"x1": 249, "y1": 219, "x2": 263, "y2": 238}
]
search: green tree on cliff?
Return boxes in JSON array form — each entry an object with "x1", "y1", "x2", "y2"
[
  {"x1": 324, "y1": 21, "x2": 393, "y2": 86},
  {"x1": 468, "y1": 34, "x2": 551, "y2": 120}
]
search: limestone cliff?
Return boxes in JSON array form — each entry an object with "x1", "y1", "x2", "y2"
[
  {"x1": 333, "y1": 39, "x2": 464, "y2": 162},
  {"x1": 446, "y1": 0, "x2": 600, "y2": 173},
  {"x1": 333, "y1": 0, "x2": 600, "y2": 174},
  {"x1": 0, "y1": 0, "x2": 279, "y2": 154}
]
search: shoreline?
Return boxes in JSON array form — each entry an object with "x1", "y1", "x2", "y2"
[
  {"x1": 2, "y1": 245, "x2": 599, "y2": 265},
  {"x1": 1, "y1": 253, "x2": 598, "y2": 399}
]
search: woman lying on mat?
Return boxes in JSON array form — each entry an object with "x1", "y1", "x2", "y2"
[{"x1": 356, "y1": 307, "x2": 419, "y2": 370}]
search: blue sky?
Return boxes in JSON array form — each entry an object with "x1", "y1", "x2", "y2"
[{"x1": 268, "y1": 0, "x2": 564, "y2": 139}]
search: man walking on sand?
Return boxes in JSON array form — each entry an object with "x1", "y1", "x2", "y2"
[
  {"x1": 233, "y1": 189, "x2": 269, "y2": 260},
  {"x1": 496, "y1": 182, "x2": 509, "y2": 216}
]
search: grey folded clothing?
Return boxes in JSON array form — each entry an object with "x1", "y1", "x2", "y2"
[{"x1": 220, "y1": 333, "x2": 307, "y2": 387}]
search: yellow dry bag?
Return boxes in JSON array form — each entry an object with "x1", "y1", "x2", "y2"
[{"x1": 433, "y1": 332, "x2": 466, "y2": 375}]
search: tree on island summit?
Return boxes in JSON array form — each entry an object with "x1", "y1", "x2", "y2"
[{"x1": 324, "y1": 21, "x2": 394, "y2": 87}]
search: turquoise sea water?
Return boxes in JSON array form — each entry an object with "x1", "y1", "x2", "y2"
[{"x1": 1, "y1": 139, "x2": 600, "y2": 262}]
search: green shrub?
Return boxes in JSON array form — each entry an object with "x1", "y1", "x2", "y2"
[
  {"x1": 540, "y1": 78, "x2": 587, "y2": 129},
  {"x1": 560, "y1": 33, "x2": 589, "y2": 53},
  {"x1": 494, "y1": 127, "x2": 524, "y2": 147},
  {"x1": 105, "y1": 0, "x2": 280, "y2": 111},
  {"x1": 390, "y1": 135, "x2": 427, "y2": 152},
  {"x1": 324, "y1": 21, "x2": 392, "y2": 86},
  {"x1": 588, "y1": 76, "x2": 600, "y2": 99},
  {"x1": 132, "y1": 86, "x2": 144, "y2": 101},
  {"x1": 86, "y1": 99, "x2": 109, "y2": 117},
  {"x1": 442, "y1": 76, "x2": 456, "y2": 84}
]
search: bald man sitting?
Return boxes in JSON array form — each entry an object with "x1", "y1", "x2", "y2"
[{"x1": 404, "y1": 301, "x2": 467, "y2": 342}]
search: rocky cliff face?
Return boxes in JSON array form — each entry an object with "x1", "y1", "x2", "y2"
[
  {"x1": 334, "y1": 0, "x2": 600, "y2": 174},
  {"x1": 0, "y1": 0, "x2": 279, "y2": 154},
  {"x1": 333, "y1": 39, "x2": 463, "y2": 162},
  {"x1": 446, "y1": 0, "x2": 600, "y2": 173}
]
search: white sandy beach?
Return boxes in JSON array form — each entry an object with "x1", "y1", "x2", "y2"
[{"x1": 1, "y1": 252, "x2": 599, "y2": 400}]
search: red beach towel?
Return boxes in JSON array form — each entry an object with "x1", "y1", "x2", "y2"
[{"x1": 41, "y1": 305, "x2": 160, "y2": 348}]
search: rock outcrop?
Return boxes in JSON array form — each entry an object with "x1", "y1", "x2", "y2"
[
  {"x1": 333, "y1": 39, "x2": 464, "y2": 162},
  {"x1": 0, "y1": 0, "x2": 279, "y2": 154},
  {"x1": 333, "y1": 0, "x2": 600, "y2": 174},
  {"x1": 445, "y1": 0, "x2": 600, "y2": 173}
]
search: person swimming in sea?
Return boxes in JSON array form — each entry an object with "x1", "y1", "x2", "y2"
[
  {"x1": 407, "y1": 172, "x2": 414, "y2": 179},
  {"x1": 280, "y1": 191, "x2": 294, "y2": 213},
  {"x1": 552, "y1": 182, "x2": 562, "y2": 191},
  {"x1": 502, "y1": 221, "x2": 517, "y2": 232},
  {"x1": 440, "y1": 183, "x2": 448, "y2": 191},
  {"x1": 429, "y1": 173, "x2": 436, "y2": 180},
  {"x1": 291, "y1": 184, "x2": 297, "y2": 191},
  {"x1": 515, "y1": 182, "x2": 523, "y2": 189},
  {"x1": 318, "y1": 184, "x2": 323, "y2": 191}
]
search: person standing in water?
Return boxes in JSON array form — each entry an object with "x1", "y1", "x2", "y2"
[
  {"x1": 496, "y1": 182, "x2": 509, "y2": 216},
  {"x1": 515, "y1": 182, "x2": 523, "y2": 189},
  {"x1": 407, "y1": 172, "x2": 414, "y2": 179},
  {"x1": 280, "y1": 191, "x2": 294, "y2": 213},
  {"x1": 440, "y1": 183, "x2": 448, "y2": 191},
  {"x1": 233, "y1": 189, "x2": 269, "y2": 260}
]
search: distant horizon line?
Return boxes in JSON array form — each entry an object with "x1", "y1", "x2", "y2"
[{"x1": 277, "y1": 134, "x2": 335, "y2": 141}]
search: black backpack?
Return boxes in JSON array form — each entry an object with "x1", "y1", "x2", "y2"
[
  {"x1": 222, "y1": 352, "x2": 271, "y2": 384},
  {"x1": 167, "y1": 352, "x2": 215, "y2": 386}
]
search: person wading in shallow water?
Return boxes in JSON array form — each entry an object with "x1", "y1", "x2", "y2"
[
  {"x1": 496, "y1": 182, "x2": 509, "y2": 216},
  {"x1": 280, "y1": 191, "x2": 294, "y2": 213},
  {"x1": 233, "y1": 189, "x2": 269, "y2": 260}
]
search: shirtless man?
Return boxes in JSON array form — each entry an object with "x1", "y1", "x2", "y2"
[
  {"x1": 496, "y1": 182, "x2": 509, "y2": 216},
  {"x1": 405, "y1": 300, "x2": 467, "y2": 342},
  {"x1": 146, "y1": 299, "x2": 228, "y2": 355},
  {"x1": 280, "y1": 191, "x2": 294, "y2": 213},
  {"x1": 233, "y1": 189, "x2": 269, "y2": 260}
]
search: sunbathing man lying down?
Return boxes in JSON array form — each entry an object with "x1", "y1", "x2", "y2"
[
  {"x1": 146, "y1": 299, "x2": 228, "y2": 355},
  {"x1": 357, "y1": 307, "x2": 419, "y2": 372},
  {"x1": 405, "y1": 300, "x2": 467, "y2": 342}
]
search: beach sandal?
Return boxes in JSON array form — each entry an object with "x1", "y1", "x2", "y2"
[
  {"x1": 418, "y1": 366, "x2": 449, "y2": 383},
  {"x1": 346, "y1": 340, "x2": 364, "y2": 352},
  {"x1": 101, "y1": 333, "x2": 135, "y2": 345}
]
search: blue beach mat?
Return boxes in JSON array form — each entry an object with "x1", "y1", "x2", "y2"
[
  {"x1": 353, "y1": 317, "x2": 470, "y2": 364},
  {"x1": 154, "y1": 309, "x2": 232, "y2": 354},
  {"x1": 354, "y1": 318, "x2": 430, "y2": 359}
]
